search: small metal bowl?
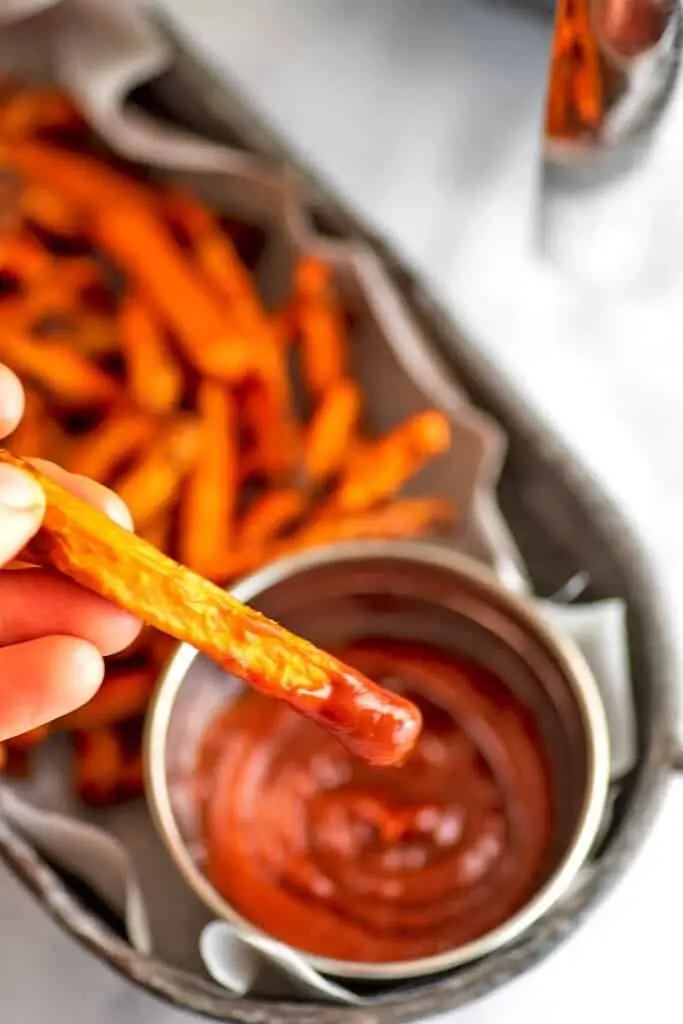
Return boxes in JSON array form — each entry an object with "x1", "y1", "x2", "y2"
[{"x1": 145, "y1": 540, "x2": 610, "y2": 982}]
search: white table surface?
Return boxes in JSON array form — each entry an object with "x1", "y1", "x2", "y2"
[{"x1": 2, "y1": 2, "x2": 683, "y2": 1020}]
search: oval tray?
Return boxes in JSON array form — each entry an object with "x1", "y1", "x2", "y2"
[{"x1": 0, "y1": 13, "x2": 680, "y2": 1024}]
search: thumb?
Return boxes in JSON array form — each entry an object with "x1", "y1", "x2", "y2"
[{"x1": 0, "y1": 464, "x2": 45, "y2": 566}]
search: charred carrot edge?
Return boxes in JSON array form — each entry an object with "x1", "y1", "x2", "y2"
[
  {"x1": 295, "y1": 256, "x2": 347, "y2": 398},
  {"x1": 238, "y1": 489, "x2": 307, "y2": 548},
  {"x1": 64, "y1": 406, "x2": 159, "y2": 484},
  {"x1": 1, "y1": 448, "x2": 421, "y2": 767},
  {"x1": 216, "y1": 497, "x2": 456, "y2": 584},
  {"x1": 0, "y1": 327, "x2": 119, "y2": 408},
  {"x1": 546, "y1": 0, "x2": 605, "y2": 140},
  {"x1": 303, "y1": 378, "x2": 361, "y2": 486},
  {"x1": 320, "y1": 410, "x2": 452, "y2": 517},
  {"x1": 113, "y1": 416, "x2": 199, "y2": 528},
  {"x1": 74, "y1": 727, "x2": 144, "y2": 806}
]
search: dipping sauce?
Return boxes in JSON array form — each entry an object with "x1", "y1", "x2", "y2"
[{"x1": 199, "y1": 639, "x2": 555, "y2": 964}]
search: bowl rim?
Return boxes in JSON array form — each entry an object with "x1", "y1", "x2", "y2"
[{"x1": 144, "y1": 539, "x2": 611, "y2": 982}]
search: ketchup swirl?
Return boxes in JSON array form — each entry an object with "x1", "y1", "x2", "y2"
[{"x1": 199, "y1": 640, "x2": 555, "y2": 963}]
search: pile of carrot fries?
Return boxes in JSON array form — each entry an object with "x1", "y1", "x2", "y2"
[{"x1": 0, "y1": 80, "x2": 454, "y2": 802}]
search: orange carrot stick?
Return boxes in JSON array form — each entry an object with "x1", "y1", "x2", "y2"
[
  {"x1": 162, "y1": 189, "x2": 266, "y2": 328},
  {"x1": 217, "y1": 497, "x2": 456, "y2": 583},
  {"x1": 165, "y1": 189, "x2": 298, "y2": 461},
  {"x1": 4, "y1": 142, "x2": 253, "y2": 380},
  {"x1": 179, "y1": 380, "x2": 238, "y2": 574},
  {"x1": 113, "y1": 417, "x2": 199, "y2": 528},
  {"x1": 303, "y1": 379, "x2": 361, "y2": 486},
  {"x1": 118, "y1": 293, "x2": 183, "y2": 415},
  {"x1": 5, "y1": 139, "x2": 151, "y2": 208},
  {"x1": 546, "y1": 0, "x2": 605, "y2": 140},
  {"x1": 97, "y1": 204, "x2": 254, "y2": 380},
  {"x1": 0, "y1": 328, "x2": 118, "y2": 407},
  {"x1": 2, "y1": 449, "x2": 421, "y2": 767},
  {"x1": 0, "y1": 88, "x2": 84, "y2": 139},
  {"x1": 64, "y1": 406, "x2": 158, "y2": 483},
  {"x1": 74, "y1": 727, "x2": 144, "y2": 807}
]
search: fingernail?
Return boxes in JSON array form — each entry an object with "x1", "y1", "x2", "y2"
[{"x1": 0, "y1": 465, "x2": 44, "y2": 511}]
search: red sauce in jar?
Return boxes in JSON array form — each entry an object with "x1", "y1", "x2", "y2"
[{"x1": 198, "y1": 639, "x2": 555, "y2": 964}]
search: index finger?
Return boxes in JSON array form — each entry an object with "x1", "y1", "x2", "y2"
[{"x1": 29, "y1": 459, "x2": 133, "y2": 531}]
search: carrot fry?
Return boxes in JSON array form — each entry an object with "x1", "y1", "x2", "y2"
[
  {"x1": 20, "y1": 184, "x2": 84, "y2": 236},
  {"x1": 64, "y1": 406, "x2": 157, "y2": 483},
  {"x1": 118, "y1": 293, "x2": 183, "y2": 415},
  {"x1": 320, "y1": 410, "x2": 451, "y2": 516},
  {"x1": 113, "y1": 417, "x2": 199, "y2": 528},
  {"x1": 166, "y1": 191, "x2": 300, "y2": 469},
  {"x1": 5, "y1": 139, "x2": 151, "y2": 209},
  {"x1": 0, "y1": 328, "x2": 118, "y2": 407},
  {"x1": 292, "y1": 497, "x2": 455, "y2": 547},
  {"x1": 162, "y1": 189, "x2": 266, "y2": 327},
  {"x1": 0, "y1": 88, "x2": 84, "y2": 139},
  {"x1": 179, "y1": 380, "x2": 238, "y2": 574},
  {"x1": 57, "y1": 668, "x2": 155, "y2": 732},
  {"x1": 238, "y1": 489, "x2": 307, "y2": 547},
  {"x1": 295, "y1": 257, "x2": 347, "y2": 398},
  {"x1": 303, "y1": 379, "x2": 361, "y2": 486},
  {"x1": 3, "y1": 449, "x2": 421, "y2": 767},
  {"x1": 96, "y1": 204, "x2": 252, "y2": 380},
  {"x1": 218, "y1": 497, "x2": 456, "y2": 583},
  {"x1": 165, "y1": 189, "x2": 298, "y2": 460}
]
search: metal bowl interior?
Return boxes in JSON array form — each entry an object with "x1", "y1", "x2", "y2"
[{"x1": 145, "y1": 540, "x2": 610, "y2": 982}]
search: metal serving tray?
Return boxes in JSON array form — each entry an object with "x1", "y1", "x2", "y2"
[{"x1": 0, "y1": 13, "x2": 680, "y2": 1024}]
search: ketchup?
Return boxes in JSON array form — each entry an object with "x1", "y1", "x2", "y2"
[{"x1": 198, "y1": 640, "x2": 555, "y2": 963}]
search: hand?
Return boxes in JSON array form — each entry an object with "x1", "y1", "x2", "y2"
[{"x1": 0, "y1": 365, "x2": 140, "y2": 741}]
